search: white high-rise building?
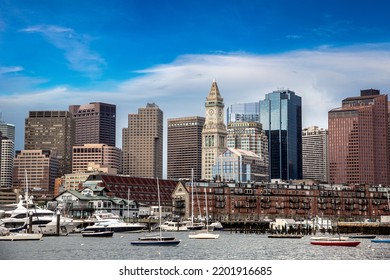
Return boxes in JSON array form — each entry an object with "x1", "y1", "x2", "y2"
[
  {"x1": 302, "y1": 126, "x2": 328, "y2": 182},
  {"x1": 0, "y1": 116, "x2": 15, "y2": 188},
  {"x1": 1, "y1": 138, "x2": 14, "y2": 188}
]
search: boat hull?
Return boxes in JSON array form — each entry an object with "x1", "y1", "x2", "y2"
[
  {"x1": 130, "y1": 239, "x2": 181, "y2": 246},
  {"x1": 138, "y1": 235, "x2": 176, "y2": 241},
  {"x1": 0, "y1": 233, "x2": 43, "y2": 241},
  {"x1": 310, "y1": 240, "x2": 360, "y2": 247},
  {"x1": 82, "y1": 230, "x2": 114, "y2": 237},
  {"x1": 84, "y1": 222, "x2": 146, "y2": 233},
  {"x1": 371, "y1": 239, "x2": 390, "y2": 243},
  {"x1": 188, "y1": 233, "x2": 220, "y2": 239},
  {"x1": 349, "y1": 235, "x2": 376, "y2": 239},
  {"x1": 268, "y1": 234, "x2": 303, "y2": 239}
]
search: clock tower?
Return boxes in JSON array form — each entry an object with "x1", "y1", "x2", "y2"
[{"x1": 202, "y1": 79, "x2": 227, "y2": 180}]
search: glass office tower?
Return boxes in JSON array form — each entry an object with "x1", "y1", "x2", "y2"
[
  {"x1": 260, "y1": 89, "x2": 302, "y2": 180},
  {"x1": 226, "y1": 102, "x2": 260, "y2": 124}
]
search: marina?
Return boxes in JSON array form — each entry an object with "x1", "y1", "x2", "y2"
[{"x1": 0, "y1": 231, "x2": 389, "y2": 260}]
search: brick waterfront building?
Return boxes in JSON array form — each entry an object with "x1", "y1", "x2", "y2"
[{"x1": 172, "y1": 181, "x2": 390, "y2": 222}]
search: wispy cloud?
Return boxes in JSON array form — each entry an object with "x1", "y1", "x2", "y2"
[
  {"x1": 286, "y1": 34, "x2": 302, "y2": 40},
  {"x1": 311, "y1": 20, "x2": 352, "y2": 39},
  {"x1": 0, "y1": 66, "x2": 24, "y2": 74},
  {"x1": 1, "y1": 43, "x2": 390, "y2": 151},
  {"x1": 0, "y1": 65, "x2": 46, "y2": 93},
  {"x1": 20, "y1": 25, "x2": 105, "y2": 78}
]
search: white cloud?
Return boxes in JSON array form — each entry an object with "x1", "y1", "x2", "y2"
[
  {"x1": 2, "y1": 44, "x2": 390, "y2": 161},
  {"x1": 20, "y1": 25, "x2": 105, "y2": 78},
  {"x1": 0, "y1": 66, "x2": 24, "y2": 74}
]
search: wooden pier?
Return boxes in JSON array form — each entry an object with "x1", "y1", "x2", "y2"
[{"x1": 337, "y1": 222, "x2": 390, "y2": 235}]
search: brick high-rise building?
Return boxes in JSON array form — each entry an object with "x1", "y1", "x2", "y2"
[
  {"x1": 13, "y1": 150, "x2": 59, "y2": 197},
  {"x1": 328, "y1": 89, "x2": 390, "y2": 185},
  {"x1": 69, "y1": 102, "x2": 116, "y2": 147},
  {"x1": 72, "y1": 143, "x2": 121, "y2": 173},
  {"x1": 24, "y1": 111, "x2": 74, "y2": 176},
  {"x1": 167, "y1": 116, "x2": 205, "y2": 180},
  {"x1": 122, "y1": 103, "x2": 163, "y2": 178}
]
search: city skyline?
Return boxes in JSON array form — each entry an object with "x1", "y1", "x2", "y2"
[{"x1": 1, "y1": 1, "x2": 390, "y2": 178}]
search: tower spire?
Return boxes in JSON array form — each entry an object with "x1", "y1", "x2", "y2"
[{"x1": 207, "y1": 79, "x2": 223, "y2": 102}]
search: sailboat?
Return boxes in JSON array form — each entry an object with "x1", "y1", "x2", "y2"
[
  {"x1": 130, "y1": 178, "x2": 180, "y2": 246},
  {"x1": 186, "y1": 169, "x2": 205, "y2": 231},
  {"x1": 189, "y1": 187, "x2": 219, "y2": 239},
  {"x1": 310, "y1": 188, "x2": 360, "y2": 247}
]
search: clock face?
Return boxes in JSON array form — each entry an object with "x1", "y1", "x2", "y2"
[{"x1": 209, "y1": 109, "x2": 214, "y2": 116}]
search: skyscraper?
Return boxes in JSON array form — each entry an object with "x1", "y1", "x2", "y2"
[
  {"x1": 122, "y1": 103, "x2": 163, "y2": 178},
  {"x1": 0, "y1": 116, "x2": 15, "y2": 142},
  {"x1": 167, "y1": 116, "x2": 205, "y2": 180},
  {"x1": 13, "y1": 150, "x2": 59, "y2": 196},
  {"x1": 302, "y1": 126, "x2": 328, "y2": 182},
  {"x1": 72, "y1": 143, "x2": 121, "y2": 173},
  {"x1": 1, "y1": 137, "x2": 14, "y2": 188},
  {"x1": 24, "y1": 111, "x2": 74, "y2": 176},
  {"x1": 226, "y1": 121, "x2": 269, "y2": 181},
  {"x1": 69, "y1": 102, "x2": 116, "y2": 147},
  {"x1": 328, "y1": 89, "x2": 389, "y2": 185},
  {"x1": 0, "y1": 116, "x2": 15, "y2": 188},
  {"x1": 259, "y1": 89, "x2": 302, "y2": 180},
  {"x1": 226, "y1": 102, "x2": 260, "y2": 124},
  {"x1": 202, "y1": 80, "x2": 227, "y2": 180}
]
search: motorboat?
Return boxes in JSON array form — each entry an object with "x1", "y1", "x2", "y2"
[
  {"x1": 182, "y1": 219, "x2": 204, "y2": 231},
  {"x1": 159, "y1": 220, "x2": 189, "y2": 231},
  {"x1": 81, "y1": 230, "x2": 114, "y2": 237},
  {"x1": 83, "y1": 218, "x2": 146, "y2": 233},
  {"x1": 0, "y1": 202, "x2": 81, "y2": 235}
]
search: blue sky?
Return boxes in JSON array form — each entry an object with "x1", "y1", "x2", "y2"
[{"x1": 1, "y1": 0, "x2": 390, "y2": 174}]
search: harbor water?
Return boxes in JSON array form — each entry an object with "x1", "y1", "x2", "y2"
[{"x1": 1, "y1": 231, "x2": 389, "y2": 260}]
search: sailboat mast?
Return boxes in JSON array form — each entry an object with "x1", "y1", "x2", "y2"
[
  {"x1": 157, "y1": 178, "x2": 162, "y2": 237},
  {"x1": 127, "y1": 188, "x2": 130, "y2": 222},
  {"x1": 205, "y1": 187, "x2": 209, "y2": 232},
  {"x1": 191, "y1": 168, "x2": 194, "y2": 224},
  {"x1": 25, "y1": 169, "x2": 29, "y2": 233}
]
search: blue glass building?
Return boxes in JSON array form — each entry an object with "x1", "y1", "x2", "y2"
[
  {"x1": 259, "y1": 90, "x2": 302, "y2": 180},
  {"x1": 226, "y1": 102, "x2": 260, "y2": 124}
]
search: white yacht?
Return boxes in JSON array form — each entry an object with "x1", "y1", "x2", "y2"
[
  {"x1": 83, "y1": 218, "x2": 147, "y2": 233},
  {"x1": 159, "y1": 220, "x2": 189, "y2": 231},
  {"x1": 0, "y1": 200, "x2": 81, "y2": 235}
]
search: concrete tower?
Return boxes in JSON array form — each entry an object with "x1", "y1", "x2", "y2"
[{"x1": 201, "y1": 80, "x2": 227, "y2": 180}]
